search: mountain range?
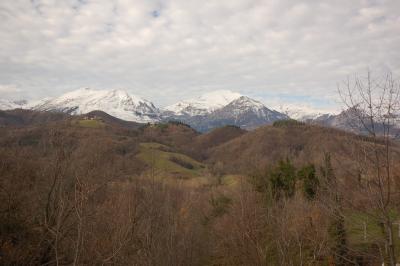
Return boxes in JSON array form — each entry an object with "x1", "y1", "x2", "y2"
[
  {"x1": 0, "y1": 87, "x2": 373, "y2": 133},
  {"x1": 168, "y1": 96, "x2": 290, "y2": 132},
  {"x1": 0, "y1": 88, "x2": 297, "y2": 131}
]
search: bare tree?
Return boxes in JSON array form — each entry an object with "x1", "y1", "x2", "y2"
[{"x1": 338, "y1": 70, "x2": 400, "y2": 265}]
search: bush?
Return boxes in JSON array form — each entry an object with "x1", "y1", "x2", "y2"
[{"x1": 169, "y1": 156, "x2": 194, "y2": 169}]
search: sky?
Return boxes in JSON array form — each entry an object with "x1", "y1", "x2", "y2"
[{"x1": 0, "y1": 0, "x2": 399, "y2": 111}]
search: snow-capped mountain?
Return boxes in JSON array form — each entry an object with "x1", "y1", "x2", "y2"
[
  {"x1": 205, "y1": 96, "x2": 289, "y2": 129},
  {"x1": 33, "y1": 88, "x2": 160, "y2": 123},
  {"x1": 164, "y1": 90, "x2": 242, "y2": 116},
  {"x1": 3, "y1": 87, "x2": 400, "y2": 135},
  {"x1": 0, "y1": 99, "x2": 27, "y2": 110},
  {"x1": 301, "y1": 106, "x2": 400, "y2": 138},
  {"x1": 4, "y1": 88, "x2": 345, "y2": 132},
  {"x1": 284, "y1": 104, "x2": 367, "y2": 132},
  {"x1": 168, "y1": 95, "x2": 289, "y2": 132},
  {"x1": 286, "y1": 109, "x2": 333, "y2": 121},
  {"x1": 162, "y1": 90, "x2": 290, "y2": 131},
  {"x1": 220, "y1": 96, "x2": 288, "y2": 121},
  {"x1": 275, "y1": 104, "x2": 338, "y2": 121}
]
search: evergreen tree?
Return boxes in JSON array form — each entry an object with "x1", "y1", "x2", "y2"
[
  {"x1": 297, "y1": 164, "x2": 319, "y2": 200},
  {"x1": 269, "y1": 158, "x2": 296, "y2": 199}
]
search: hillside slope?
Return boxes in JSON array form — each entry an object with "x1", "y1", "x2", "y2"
[
  {"x1": 0, "y1": 109, "x2": 70, "y2": 127},
  {"x1": 207, "y1": 122, "x2": 400, "y2": 176}
]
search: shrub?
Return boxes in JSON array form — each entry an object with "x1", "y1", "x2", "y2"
[{"x1": 169, "y1": 156, "x2": 194, "y2": 169}]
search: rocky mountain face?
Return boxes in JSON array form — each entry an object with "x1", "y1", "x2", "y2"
[
  {"x1": 311, "y1": 107, "x2": 361, "y2": 131},
  {"x1": 166, "y1": 96, "x2": 289, "y2": 132},
  {"x1": 304, "y1": 107, "x2": 400, "y2": 138}
]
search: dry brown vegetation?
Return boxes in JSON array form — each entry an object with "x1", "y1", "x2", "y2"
[
  {"x1": 0, "y1": 103, "x2": 400, "y2": 265},
  {"x1": 207, "y1": 123, "x2": 400, "y2": 176}
]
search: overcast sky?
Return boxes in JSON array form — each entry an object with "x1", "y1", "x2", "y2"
[{"x1": 0, "y1": 0, "x2": 399, "y2": 110}]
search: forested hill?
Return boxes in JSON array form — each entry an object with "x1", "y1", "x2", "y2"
[{"x1": 1, "y1": 110, "x2": 399, "y2": 265}]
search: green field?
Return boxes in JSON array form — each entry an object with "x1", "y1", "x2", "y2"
[
  {"x1": 137, "y1": 142, "x2": 206, "y2": 178},
  {"x1": 346, "y1": 210, "x2": 400, "y2": 256},
  {"x1": 76, "y1": 119, "x2": 105, "y2": 128}
]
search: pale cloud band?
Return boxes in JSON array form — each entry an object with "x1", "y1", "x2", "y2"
[{"x1": 0, "y1": 0, "x2": 399, "y2": 109}]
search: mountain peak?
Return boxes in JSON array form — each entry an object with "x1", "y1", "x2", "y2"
[
  {"x1": 164, "y1": 90, "x2": 242, "y2": 116},
  {"x1": 32, "y1": 88, "x2": 160, "y2": 123},
  {"x1": 110, "y1": 88, "x2": 129, "y2": 97},
  {"x1": 201, "y1": 90, "x2": 242, "y2": 101},
  {"x1": 229, "y1": 96, "x2": 264, "y2": 107}
]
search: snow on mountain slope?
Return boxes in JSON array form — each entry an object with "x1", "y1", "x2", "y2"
[
  {"x1": 226, "y1": 96, "x2": 277, "y2": 118},
  {"x1": 175, "y1": 96, "x2": 289, "y2": 132},
  {"x1": 274, "y1": 103, "x2": 338, "y2": 121},
  {"x1": 0, "y1": 99, "x2": 26, "y2": 110},
  {"x1": 164, "y1": 90, "x2": 242, "y2": 116},
  {"x1": 23, "y1": 98, "x2": 52, "y2": 109},
  {"x1": 33, "y1": 88, "x2": 160, "y2": 123},
  {"x1": 0, "y1": 98, "x2": 52, "y2": 110},
  {"x1": 0, "y1": 99, "x2": 19, "y2": 110},
  {"x1": 217, "y1": 96, "x2": 289, "y2": 123}
]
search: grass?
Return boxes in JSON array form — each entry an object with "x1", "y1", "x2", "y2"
[
  {"x1": 345, "y1": 210, "x2": 400, "y2": 256},
  {"x1": 137, "y1": 142, "x2": 206, "y2": 178},
  {"x1": 76, "y1": 119, "x2": 105, "y2": 128},
  {"x1": 221, "y1": 175, "x2": 243, "y2": 187}
]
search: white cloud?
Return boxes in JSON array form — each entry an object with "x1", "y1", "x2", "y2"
[
  {"x1": 0, "y1": 0, "x2": 399, "y2": 109},
  {"x1": 0, "y1": 84, "x2": 24, "y2": 100}
]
